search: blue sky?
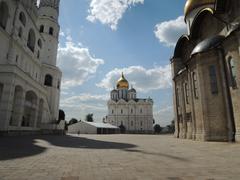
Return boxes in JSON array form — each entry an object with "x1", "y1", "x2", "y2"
[{"x1": 57, "y1": 0, "x2": 187, "y2": 126}]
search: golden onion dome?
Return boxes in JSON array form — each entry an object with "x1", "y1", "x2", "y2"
[
  {"x1": 117, "y1": 72, "x2": 129, "y2": 89},
  {"x1": 184, "y1": 0, "x2": 215, "y2": 16}
]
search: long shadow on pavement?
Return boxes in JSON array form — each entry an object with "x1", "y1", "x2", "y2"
[{"x1": 0, "y1": 135, "x2": 137, "y2": 161}]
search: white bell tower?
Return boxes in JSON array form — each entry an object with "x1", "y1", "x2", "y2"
[{"x1": 38, "y1": 0, "x2": 60, "y2": 66}]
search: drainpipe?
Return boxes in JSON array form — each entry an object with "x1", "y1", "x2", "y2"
[{"x1": 218, "y1": 46, "x2": 236, "y2": 142}]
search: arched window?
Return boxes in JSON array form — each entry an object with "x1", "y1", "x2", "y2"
[
  {"x1": 39, "y1": 25, "x2": 44, "y2": 33},
  {"x1": 176, "y1": 88, "x2": 180, "y2": 107},
  {"x1": 27, "y1": 29, "x2": 36, "y2": 52},
  {"x1": 38, "y1": 39, "x2": 42, "y2": 48},
  {"x1": 121, "y1": 109, "x2": 123, "y2": 114},
  {"x1": 184, "y1": 82, "x2": 189, "y2": 104},
  {"x1": 229, "y1": 57, "x2": 237, "y2": 88},
  {"x1": 192, "y1": 72, "x2": 198, "y2": 99},
  {"x1": 209, "y1": 65, "x2": 218, "y2": 94},
  {"x1": 0, "y1": 2, "x2": 9, "y2": 30},
  {"x1": 19, "y1": 12, "x2": 26, "y2": 26},
  {"x1": 44, "y1": 74, "x2": 53, "y2": 87},
  {"x1": 49, "y1": 27, "x2": 54, "y2": 35}
]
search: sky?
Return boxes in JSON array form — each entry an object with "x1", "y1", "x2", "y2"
[{"x1": 57, "y1": 0, "x2": 187, "y2": 126}]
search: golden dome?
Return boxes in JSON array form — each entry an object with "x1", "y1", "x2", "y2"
[
  {"x1": 117, "y1": 72, "x2": 129, "y2": 89},
  {"x1": 184, "y1": 0, "x2": 215, "y2": 16}
]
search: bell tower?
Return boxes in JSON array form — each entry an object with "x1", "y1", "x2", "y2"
[
  {"x1": 37, "y1": 0, "x2": 62, "y2": 121},
  {"x1": 38, "y1": 0, "x2": 60, "y2": 66}
]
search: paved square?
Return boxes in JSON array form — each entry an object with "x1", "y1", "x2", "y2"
[{"x1": 0, "y1": 134, "x2": 240, "y2": 180}]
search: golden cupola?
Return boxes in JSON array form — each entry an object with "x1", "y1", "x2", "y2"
[
  {"x1": 117, "y1": 73, "x2": 129, "y2": 89},
  {"x1": 184, "y1": 0, "x2": 216, "y2": 16}
]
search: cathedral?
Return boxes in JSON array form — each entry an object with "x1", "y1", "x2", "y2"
[
  {"x1": 172, "y1": 0, "x2": 240, "y2": 141},
  {"x1": 0, "y1": 0, "x2": 63, "y2": 135},
  {"x1": 106, "y1": 73, "x2": 154, "y2": 134}
]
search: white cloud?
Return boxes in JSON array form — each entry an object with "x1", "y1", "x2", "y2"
[
  {"x1": 97, "y1": 65, "x2": 171, "y2": 92},
  {"x1": 61, "y1": 93, "x2": 108, "y2": 106},
  {"x1": 87, "y1": 0, "x2": 144, "y2": 30},
  {"x1": 154, "y1": 16, "x2": 187, "y2": 47},
  {"x1": 57, "y1": 39, "x2": 104, "y2": 89},
  {"x1": 154, "y1": 105, "x2": 174, "y2": 126},
  {"x1": 60, "y1": 93, "x2": 108, "y2": 121}
]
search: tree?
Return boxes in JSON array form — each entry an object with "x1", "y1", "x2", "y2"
[
  {"x1": 68, "y1": 118, "x2": 78, "y2": 125},
  {"x1": 119, "y1": 124, "x2": 126, "y2": 134},
  {"x1": 154, "y1": 124, "x2": 162, "y2": 134},
  {"x1": 58, "y1": 109, "x2": 65, "y2": 121},
  {"x1": 168, "y1": 120, "x2": 175, "y2": 133},
  {"x1": 85, "y1": 113, "x2": 94, "y2": 122}
]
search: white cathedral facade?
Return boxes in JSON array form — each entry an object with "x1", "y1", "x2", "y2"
[
  {"x1": 106, "y1": 73, "x2": 154, "y2": 133},
  {"x1": 0, "y1": 0, "x2": 63, "y2": 135}
]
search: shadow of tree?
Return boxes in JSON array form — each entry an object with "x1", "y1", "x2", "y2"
[{"x1": 0, "y1": 135, "x2": 137, "y2": 161}]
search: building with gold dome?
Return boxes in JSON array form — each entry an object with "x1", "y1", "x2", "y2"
[
  {"x1": 106, "y1": 73, "x2": 154, "y2": 133},
  {"x1": 172, "y1": 0, "x2": 240, "y2": 141}
]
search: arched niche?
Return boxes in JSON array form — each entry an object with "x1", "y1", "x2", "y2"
[
  {"x1": 27, "y1": 29, "x2": 36, "y2": 53},
  {"x1": 0, "y1": 2, "x2": 9, "y2": 30}
]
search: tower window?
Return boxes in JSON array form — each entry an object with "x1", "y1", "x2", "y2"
[
  {"x1": 176, "y1": 88, "x2": 180, "y2": 107},
  {"x1": 112, "y1": 109, "x2": 114, "y2": 114},
  {"x1": 209, "y1": 65, "x2": 218, "y2": 94},
  {"x1": 40, "y1": 25, "x2": 44, "y2": 33},
  {"x1": 44, "y1": 74, "x2": 53, "y2": 87},
  {"x1": 27, "y1": 29, "x2": 36, "y2": 53},
  {"x1": 140, "y1": 109, "x2": 142, "y2": 113},
  {"x1": 229, "y1": 57, "x2": 237, "y2": 88},
  {"x1": 19, "y1": 12, "x2": 26, "y2": 26},
  {"x1": 131, "y1": 121, "x2": 133, "y2": 126},
  {"x1": 49, "y1": 27, "x2": 54, "y2": 35},
  {"x1": 131, "y1": 109, "x2": 133, "y2": 113},
  {"x1": 15, "y1": 55, "x2": 19, "y2": 63},
  {"x1": 121, "y1": 109, "x2": 123, "y2": 114},
  {"x1": 192, "y1": 72, "x2": 198, "y2": 98}
]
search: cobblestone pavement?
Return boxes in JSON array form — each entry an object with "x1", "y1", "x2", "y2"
[{"x1": 0, "y1": 134, "x2": 240, "y2": 180}]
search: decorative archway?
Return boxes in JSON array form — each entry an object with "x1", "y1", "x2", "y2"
[
  {"x1": 37, "y1": 99, "x2": 44, "y2": 128},
  {"x1": 10, "y1": 85, "x2": 24, "y2": 126},
  {"x1": 22, "y1": 91, "x2": 38, "y2": 127}
]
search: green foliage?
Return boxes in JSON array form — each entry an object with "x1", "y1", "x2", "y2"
[
  {"x1": 58, "y1": 109, "x2": 65, "y2": 121},
  {"x1": 68, "y1": 118, "x2": 78, "y2": 125},
  {"x1": 154, "y1": 124, "x2": 162, "y2": 134},
  {"x1": 85, "y1": 113, "x2": 94, "y2": 122}
]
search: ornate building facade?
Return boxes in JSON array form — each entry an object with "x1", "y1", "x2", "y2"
[
  {"x1": 106, "y1": 73, "x2": 154, "y2": 133},
  {"x1": 172, "y1": 0, "x2": 240, "y2": 141},
  {"x1": 0, "y1": 0, "x2": 63, "y2": 135}
]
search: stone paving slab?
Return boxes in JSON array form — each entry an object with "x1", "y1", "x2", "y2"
[{"x1": 0, "y1": 134, "x2": 240, "y2": 180}]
